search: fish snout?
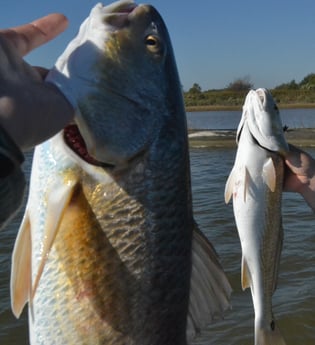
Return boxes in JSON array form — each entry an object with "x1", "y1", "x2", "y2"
[
  {"x1": 101, "y1": 2, "x2": 159, "y2": 32},
  {"x1": 102, "y1": 1, "x2": 137, "y2": 29},
  {"x1": 256, "y1": 88, "x2": 268, "y2": 107}
]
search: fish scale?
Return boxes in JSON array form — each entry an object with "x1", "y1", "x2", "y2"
[
  {"x1": 28, "y1": 138, "x2": 193, "y2": 345},
  {"x1": 33, "y1": 183, "x2": 133, "y2": 345}
]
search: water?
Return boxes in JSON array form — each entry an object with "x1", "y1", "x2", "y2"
[
  {"x1": 0, "y1": 110, "x2": 314, "y2": 344},
  {"x1": 187, "y1": 108, "x2": 315, "y2": 130}
]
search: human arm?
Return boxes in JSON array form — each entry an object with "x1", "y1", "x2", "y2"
[
  {"x1": 0, "y1": 13, "x2": 74, "y2": 150},
  {"x1": 0, "y1": 13, "x2": 74, "y2": 229}
]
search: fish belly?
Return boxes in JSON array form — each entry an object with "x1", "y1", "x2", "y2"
[{"x1": 29, "y1": 141, "x2": 192, "y2": 345}]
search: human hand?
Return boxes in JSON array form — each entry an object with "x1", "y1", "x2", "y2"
[
  {"x1": 0, "y1": 14, "x2": 74, "y2": 150},
  {"x1": 284, "y1": 144, "x2": 315, "y2": 212}
]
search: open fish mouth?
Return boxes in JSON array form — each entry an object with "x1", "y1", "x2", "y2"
[{"x1": 63, "y1": 124, "x2": 113, "y2": 167}]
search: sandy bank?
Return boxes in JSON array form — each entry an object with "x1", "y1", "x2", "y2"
[{"x1": 188, "y1": 128, "x2": 315, "y2": 148}]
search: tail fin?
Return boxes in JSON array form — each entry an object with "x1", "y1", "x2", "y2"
[
  {"x1": 255, "y1": 323, "x2": 286, "y2": 345},
  {"x1": 187, "y1": 226, "x2": 232, "y2": 341}
]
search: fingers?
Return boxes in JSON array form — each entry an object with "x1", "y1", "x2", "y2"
[
  {"x1": 0, "y1": 82, "x2": 74, "y2": 150},
  {"x1": 284, "y1": 144, "x2": 303, "y2": 173},
  {"x1": 285, "y1": 145, "x2": 315, "y2": 178},
  {"x1": 0, "y1": 13, "x2": 68, "y2": 56}
]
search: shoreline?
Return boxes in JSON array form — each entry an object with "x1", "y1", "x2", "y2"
[
  {"x1": 188, "y1": 128, "x2": 315, "y2": 148},
  {"x1": 186, "y1": 103, "x2": 315, "y2": 112}
]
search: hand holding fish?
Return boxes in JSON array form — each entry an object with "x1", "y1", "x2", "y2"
[
  {"x1": 0, "y1": 14, "x2": 74, "y2": 150},
  {"x1": 284, "y1": 144, "x2": 315, "y2": 211}
]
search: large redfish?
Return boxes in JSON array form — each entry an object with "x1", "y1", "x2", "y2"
[
  {"x1": 225, "y1": 88, "x2": 288, "y2": 345},
  {"x1": 11, "y1": 1, "x2": 231, "y2": 344}
]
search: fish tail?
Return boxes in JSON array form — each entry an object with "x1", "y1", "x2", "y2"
[{"x1": 255, "y1": 322, "x2": 287, "y2": 345}]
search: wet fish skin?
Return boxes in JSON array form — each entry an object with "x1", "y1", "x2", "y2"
[
  {"x1": 225, "y1": 89, "x2": 288, "y2": 345},
  {"x1": 11, "y1": 1, "x2": 231, "y2": 345}
]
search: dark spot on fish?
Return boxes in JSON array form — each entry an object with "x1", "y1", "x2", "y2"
[{"x1": 270, "y1": 320, "x2": 275, "y2": 331}]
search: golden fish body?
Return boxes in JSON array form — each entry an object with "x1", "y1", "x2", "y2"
[{"x1": 21, "y1": 134, "x2": 194, "y2": 344}]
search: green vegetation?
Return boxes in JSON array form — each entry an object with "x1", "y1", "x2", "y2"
[{"x1": 184, "y1": 74, "x2": 315, "y2": 111}]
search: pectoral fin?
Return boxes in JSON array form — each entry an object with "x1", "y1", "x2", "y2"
[
  {"x1": 11, "y1": 211, "x2": 32, "y2": 318},
  {"x1": 262, "y1": 157, "x2": 276, "y2": 192},
  {"x1": 11, "y1": 178, "x2": 78, "y2": 318},
  {"x1": 31, "y1": 179, "x2": 78, "y2": 300},
  {"x1": 224, "y1": 168, "x2": 235, "y2": 204},
  {"x1": 225, "y1": 166, "x2": 250, "y2": 203},
  {"x1": 187, "y1": 225, "x2": 232, "y2": 341}
]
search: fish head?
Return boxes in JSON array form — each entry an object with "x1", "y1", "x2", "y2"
[
  {"x1": 237, "y1": 88, "x2": 289, "y2": 155},
  {"x1": 48, "y1": 0, "x2": 185, "y2": 168}
]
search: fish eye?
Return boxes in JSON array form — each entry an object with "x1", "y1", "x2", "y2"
[
  {"x1": 146, "y1": 35, "x2": 157, "y2": 46},
  {"x1": 145, "y1": 35, "x2": 162, "y2": 54}
]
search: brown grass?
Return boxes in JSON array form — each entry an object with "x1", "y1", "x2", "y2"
[{"x1": 186, "y1": 103, "x2": 315, "y2": 112}]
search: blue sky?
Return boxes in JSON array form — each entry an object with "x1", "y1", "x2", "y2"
[{"x1": 1, "y1": 0, "x2": 315, "y2": 91}]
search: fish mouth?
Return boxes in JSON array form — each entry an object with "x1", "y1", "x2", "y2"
[
  {"x1": 64, "y1": 124, "x2": 113, "y2": 168},
  {"x1": 104, "y1": 0, "x2": 137, "y2": 15},
  {"x1": 102, "y1": 1, "x2": 138, "y2": 28}
]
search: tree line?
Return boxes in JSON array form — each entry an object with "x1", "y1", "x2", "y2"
[{"x1": 184, "y1": 73, "x2": 315, "y2": 109}]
